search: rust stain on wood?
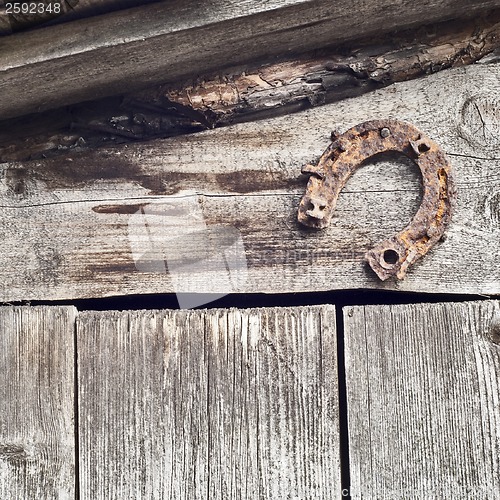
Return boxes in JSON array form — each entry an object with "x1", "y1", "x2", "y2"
[
  {"x1": 92, "y1": 203, "x2": 148, "y2": 214},
  {"x1": 87, "y1": 262, "x2": 140, "y2": 274}
]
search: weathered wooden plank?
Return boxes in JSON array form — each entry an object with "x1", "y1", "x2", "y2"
[
  {"x1": 0, "y1": 306, "x2": 77, "y2": 499},
  {"x1": 0, "y1": 0, "x2": 161, "y2": 35},
  {"x1": 343, "y1": 301, "x2": 500, "y2": 499},
  {"x1": 1, "y1": 0, "x2": 499, "y2": 119},
  {"x1": 3, "y1": 13, "x2": 499, "y2": 164},
  {"x1": 1, "y1": 63, "x2": 499, "y2": 300},
  {"x1": 77, "y1": 305, "x2": 339, "y2": 499}
]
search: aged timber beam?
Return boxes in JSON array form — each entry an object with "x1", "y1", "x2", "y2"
[
  {"x1": 133, "y1": 13, "x2": 500, "y2": 128},
  {"x1": 1, "y1": 0, "x2": 500, "y2": 120},
  {"x1": 2, "y1": 12, "x2": 500, "y2": 163},
  {"x1": 0, "y1": 0, "x2": 162, "y2": 35},
  {"x1": 0, "y1": 62, "x2": 499, "y2": 301}
]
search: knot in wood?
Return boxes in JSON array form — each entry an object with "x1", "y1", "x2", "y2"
[
  {"x1": 489, "y1": 312, "x2": 500, "y2": 345},
  {"x1": 460, "y1": 94, "x2": 500, "y2": 153}
]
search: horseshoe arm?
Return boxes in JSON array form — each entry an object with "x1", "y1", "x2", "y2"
[{"x1": 297, "y1": 120, "x2": 456, "y2": 280}]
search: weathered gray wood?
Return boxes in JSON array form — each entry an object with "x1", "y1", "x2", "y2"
[
  {"x1": 3, "y1": 13, "x2": 499, "y2": 164},
  {"x1": 77, "y1": 305, "x2": 339, "y2": 499},
  {"x1": 0, "y1": 0, "x2": 162, "y2": 35},
  {"x1": 1, "y1": 0, "x2": 499, "y2": 119},
  {"x1": 343, "y1": 301, "x2": 500, "y2": 499},
  {"x1": 0, "y1": 306, "x2": 77, "y2": 499},
  {"x1": 1, "y1": 63, "x2": 499, "y2": 300}
]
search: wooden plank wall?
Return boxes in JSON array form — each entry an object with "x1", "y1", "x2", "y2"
[
  {"x1": 344, "y1": 301, "x2": 500, "y2": 499},
  {"x1": 1, "y1": 302, "x2": 499, "y2": 497},
  {"x1": 0, "y1": 305, "x2": 340, "y2": 498},
  {"x1": 1, "y1": 62, "x2": 500, "y2": 301}
]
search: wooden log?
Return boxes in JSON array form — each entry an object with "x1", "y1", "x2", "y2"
[
  {"x1": 0, "y1": 306, "x2": 77, "y2": 499},
  {"x1": 1, "y1": 0, "x2": 500, "y2": 119},
  {"x1": 2, "y1": 13, "x2": 499, "y2": 163},
  {"x1": 134, "y1": 13, "x2": 500, "y2": 129},
  {"x1": 77, "y1": 305, "x2": 340, "y2": 499},
  {"x1": 1, "y1": 62, "x2": 500, "y2": 301},
  {"x1": 343, "y1": 301, "x2": 500, "y2": 498}
]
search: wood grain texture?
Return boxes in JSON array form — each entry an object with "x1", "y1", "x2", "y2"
[
  {"x1": 0, "y1": 306, "x2": 77, "y2": 499},
  {"x1": 343, "y1": 301, "x2": 500, "y2": 499},
  {"x1": 3, "y1": 13, "x2": 499, "y2": 164},
  {"x1": 1, "y1": 0, "x2": 499, "y2": 119},
  {"x1": 1, "y1": 63, "x2": 500, "y2": 300},
  {"x1": 0, "y1": 0, "x2": 163, "y2": 35},
  {"x1": 77, "y1": 305, "x2": 339, "y2": 499}
]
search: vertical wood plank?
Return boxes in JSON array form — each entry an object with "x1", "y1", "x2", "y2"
[
  {"x1": 0, "y1": 306, "x2": 77, "y2": 500},
  {"x1": 344, "y1": 301, "x2": 500, "y2": 499},
  {"x1": 77, "y1": 305, "x2": 340, "y2": 499}
]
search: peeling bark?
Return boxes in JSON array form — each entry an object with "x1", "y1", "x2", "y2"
[{"x1": 144, "y1": 12, "x2": 500, "y2": 127}]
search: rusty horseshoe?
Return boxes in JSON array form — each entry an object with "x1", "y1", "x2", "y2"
[{"x1": 297, "y1": 119, "x2": 456, "y2": 280}]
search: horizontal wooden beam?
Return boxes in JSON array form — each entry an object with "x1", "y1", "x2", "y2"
[
  {"x1": 143, "y1": 12, "x2": 500, "y2": 128},
  {"x1": 0, "y1": 0, "x2": 162, "y2": 35},
  {"x1": 3, "y1": 13, "x2": 500, "y2": 163},
  {"x1": 1, "y1": 63, "x2": 499, "y2": 300},
  {"x1": 1, "y1": 0, "x2": 500, "y2": 119}
]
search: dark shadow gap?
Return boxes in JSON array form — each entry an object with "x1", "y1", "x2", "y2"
[
  {"x1": 336, "y1": 304, "x2": 351, "y2": 498},
  {"x1": 73, "y1": 318, "x2": 81, "y2": 500},
  {"x1": 6, "y1": 289, "x2": 493, "y2": 311}
]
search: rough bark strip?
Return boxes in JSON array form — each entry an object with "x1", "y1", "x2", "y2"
[
  {"x1": 0, "y1": 306, "x2": 77, "y2": 499},
  {"x1": 343, "y1": 301, "x2": 500, "y2": 499},
  {"x1": 1, "y1": 0, "x2": 499, "y2": 119},
  {"x1": 77, "y1": 305, "x2": 340, "y2": 499},
  {"x1": 139, "y1": 13, "x2": 500, "y2": 129}
]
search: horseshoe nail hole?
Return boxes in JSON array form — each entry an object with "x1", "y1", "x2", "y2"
[
  {"x1": 307, "y1": 202, "x2": 326, "y2": 211},
  {"x1": 383, "y1": 249, "x2": 399, "y2": 265},
  {"x1": 418, "y1": 142, "x2": 430, "y2": 153}
]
